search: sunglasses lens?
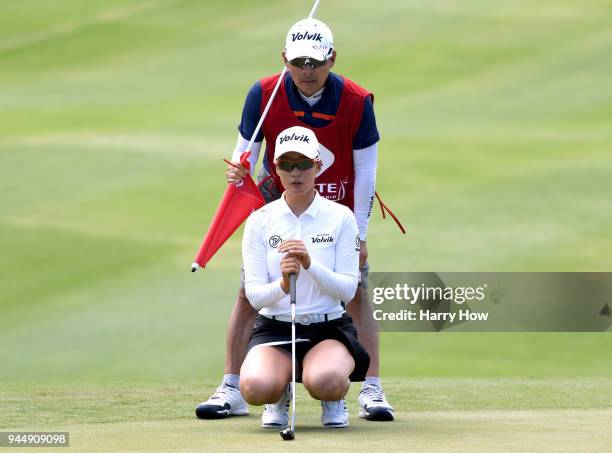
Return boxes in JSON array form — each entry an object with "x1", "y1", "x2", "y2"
[
  {"x1": 290, "y1": 57, "x2": 325, "y2": 68},
  {"x1": 296, "y1": 159, "x2": 315, "y2": 170},
  {"x1": 277, "y1": 159, "x2": 315, "y2": 171},
  {"x1": 277, "y1": 161, "x2": 293, "y2": 172}
]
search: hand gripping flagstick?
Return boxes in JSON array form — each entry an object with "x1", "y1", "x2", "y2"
[
  {"x1": 191, "y1": 151, "x2": 265, "y2": 272},
  {"x1": 191, "y1": 0, "x2": 322, "y2": 273}
]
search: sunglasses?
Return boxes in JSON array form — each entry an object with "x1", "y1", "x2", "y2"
[
  {"x1": 276, "y1": 158, "x2": 316, "y2": 172},
  {"x1": 289, "y1": 57, "x2": 327, "y2": 69}
]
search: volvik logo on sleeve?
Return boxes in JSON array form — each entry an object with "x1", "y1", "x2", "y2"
[
  {"x1": 279, "y1": 132, "x2": 311, "y2": 145},
  {"x1": 291, "y1": 31, "x2": 323, "y2": 42}
]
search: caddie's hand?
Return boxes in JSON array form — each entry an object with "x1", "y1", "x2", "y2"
[
  {"x1": 359, "y1": 240, "x2": 368, "y2": 268},
  {"x1": 226, "y1": 161, "x2": 248, "y2": 185},
  {"x1": 280, "y1": 255, "x2": 301, "y2": 293},
  {"x1": 278, "y1": 239, "x2": 311, "y2": 269}
]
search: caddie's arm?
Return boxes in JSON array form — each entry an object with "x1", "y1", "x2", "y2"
[
  {"x1": 227, "y1": 81, "x2": 265, "y2": 184},
  {"x1": 353, "y1": 142, "x2": 377, "y2": 267}
]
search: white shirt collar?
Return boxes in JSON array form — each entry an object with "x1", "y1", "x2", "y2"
[
  {"x1": 299, "y1": 86, "x2": 325, "y2": 107},
  {"x1": 280, "y1": 191, "x2": 321, "y2": 218}
]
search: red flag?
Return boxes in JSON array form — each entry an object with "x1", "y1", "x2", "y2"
[{"x1": 192, "y1": 152, "x2": 265, "y2": 271}]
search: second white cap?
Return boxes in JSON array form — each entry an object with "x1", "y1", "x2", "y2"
[
  {"x1": 274, "y1": 126, "x2": 320, "y2": 160},
  {"x1": 285, "y1": 18, "x2": 334, "y2": 62}
]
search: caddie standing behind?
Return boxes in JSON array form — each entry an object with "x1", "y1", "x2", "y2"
[{"x1": 196, "y1": 17, "x2": 394, "y2": 426}]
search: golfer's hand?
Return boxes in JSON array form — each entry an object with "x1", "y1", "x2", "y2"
[
  {"x1": 278, "y1": 240, "x2": 311, "y2": 269},
  {"x1": 226, "y1": 161, "x2": 248, "y2": 185},
  {"x1": 359, "y1": 240, "x2": 368, "y2": 268},
  {"x1": 280, "y1": 255, "x2": 301, "y2": 293}
]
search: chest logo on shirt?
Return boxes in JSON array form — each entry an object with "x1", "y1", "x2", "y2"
[
  {"x1": 269, "y1": 235, "x2": 282, "y2": 248},
  {"x1": 310, "y1": 233, "x2": 335, "y2": 246}
]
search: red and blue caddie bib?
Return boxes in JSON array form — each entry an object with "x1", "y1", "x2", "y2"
[{"x1": 260, "y1": 73, "x2": 373, "y2": 211}]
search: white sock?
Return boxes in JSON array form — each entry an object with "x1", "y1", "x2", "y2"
[
  {"x1": 223, "y1": 374, "x2": 240, "y2": 388},
  {"x1": 363, "y1": 376, "x2": 381, "y2": 389}
]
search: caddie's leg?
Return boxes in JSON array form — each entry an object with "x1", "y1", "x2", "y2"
[
  {"x1": 347, "y1": 263, "x2": 395, "y2": 421},
  {"x1": 224, "y1": 287, "x2": 258, "y2": 374},
  {"x1": 346, "y1": 264, "x2": 379, "y2": 376},
  {"x1": 195, "y1": 284, "x2": 257, "y2": 420}
]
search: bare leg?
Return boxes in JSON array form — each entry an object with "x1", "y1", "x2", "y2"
[
  {"x1": 240, "y1": 346, "x2": 291, "y2": 405},
  {"x1": 301, "y1": 339, "x2": 355, "y2": 401},
  {"x1": 224, "y1": 287, "x2": 258, "y2": 375},
  {"x1": 346, "y1": 285, "x2": 379, "y2": 377}
]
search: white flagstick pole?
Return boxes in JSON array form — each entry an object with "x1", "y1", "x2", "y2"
[{"x1": 308, "y1": 0, "x2": 321, "y2": 18}]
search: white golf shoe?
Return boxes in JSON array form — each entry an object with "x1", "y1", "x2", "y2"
[
  {"x1": 195, "y1": 382, "x2": 249, "y2": 419},
  {"x1": 261, "y1": 385, "x2": 291, "y2": 429},
  {"x1": 321, "y1": 399, "x2": 349, "y2": 428},
  {"x1": 358, "y1": 384, "x2": 394, "y2": 421}
]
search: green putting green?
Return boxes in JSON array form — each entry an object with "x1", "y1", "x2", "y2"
[{"x1": 2, "y1": 379, "x2": 611, "y2": 452}]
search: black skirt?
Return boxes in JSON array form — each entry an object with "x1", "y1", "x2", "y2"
[{"x1": 247, "y1": 313, "x2": 370, "y2": 382}]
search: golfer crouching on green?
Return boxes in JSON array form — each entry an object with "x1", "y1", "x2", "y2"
[{"x1": 239, "y1": 126, "x2": 370, "y2": 429}]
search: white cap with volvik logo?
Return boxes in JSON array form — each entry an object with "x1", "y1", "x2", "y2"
[
  {"x1": 274, "y1": 126, "x2": 320, "y2": 160},
  {"x1": 285, "y1": 18, "x2": 334, "y2": 62}
]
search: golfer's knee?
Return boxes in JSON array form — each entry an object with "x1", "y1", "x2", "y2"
[
  {"x1": 239, "y1": 375, "x2": 283, "y2": 405},
  {"x1": 303, "y1": 370, "x2": 349, "y2": 401}
]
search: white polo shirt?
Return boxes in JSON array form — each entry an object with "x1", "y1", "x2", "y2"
[{"x1": 243, "y1": 191, "x2": 360, "y2": 316}]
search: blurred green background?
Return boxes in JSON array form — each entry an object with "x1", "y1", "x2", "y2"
[{"x1": 1, "y1": 0, "x2": 612, "y2": 387}]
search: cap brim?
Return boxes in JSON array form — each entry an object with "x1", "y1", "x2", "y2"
[
  {"x1": 274, "y1": 149, "x2": 319, "y2": 160},
  {"x1": 285, "y1": 44, "x2": 327, "y2": 62}
]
